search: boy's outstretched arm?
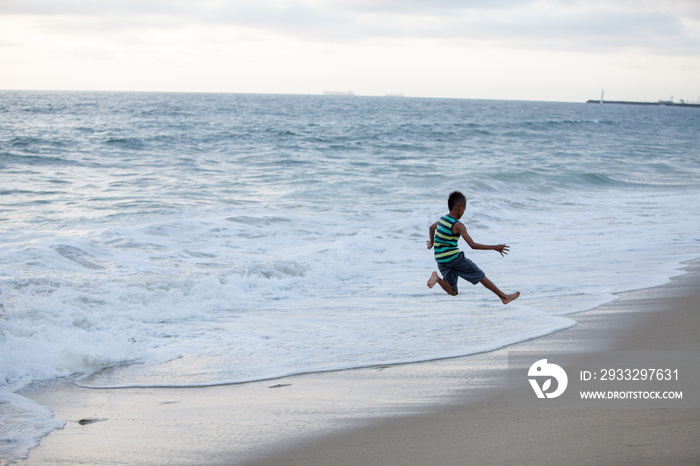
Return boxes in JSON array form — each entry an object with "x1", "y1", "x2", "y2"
[{"x1": 454, "y1": 222, "x2": 510, "y2": 257}]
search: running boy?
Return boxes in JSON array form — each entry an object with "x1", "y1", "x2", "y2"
[{"x1": 427, "y1": 191, "x2": 520, "y2": 305}]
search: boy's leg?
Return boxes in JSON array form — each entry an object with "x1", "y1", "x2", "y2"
[
  {"x1": 480, "y1": 276, "x2": 520, "y2": 305},
  {"x1": 427, "y1": 271, "x2": 457, "y2": 296}
]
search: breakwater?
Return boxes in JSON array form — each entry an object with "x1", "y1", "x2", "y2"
[{"x1": 586, "y1": 99, "x2": 700, "y2": 108}]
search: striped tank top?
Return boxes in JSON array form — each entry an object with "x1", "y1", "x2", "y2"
[{"x1": 434, "y1": 215, "x2": 461, "y2": 263}]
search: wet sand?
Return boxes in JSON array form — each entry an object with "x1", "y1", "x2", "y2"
[{"x1": 247, "y1": 261, "x2": 700, "y2": 465}]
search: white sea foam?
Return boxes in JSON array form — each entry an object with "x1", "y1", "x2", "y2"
[
  {"x1": 2, "y1": 188, "x2": 697, "y2": 393},
  {"x1": 0, "y1": 390, "x2": 65, "y2": 463}
]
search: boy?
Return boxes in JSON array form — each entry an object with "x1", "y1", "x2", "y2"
[{"x1": 427, "y1": 191, "x2": 520, "y2": 305}]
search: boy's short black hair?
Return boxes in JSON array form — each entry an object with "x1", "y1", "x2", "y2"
[{"x1": 448, "y1": 191, "x2": 467, "y2": 210}]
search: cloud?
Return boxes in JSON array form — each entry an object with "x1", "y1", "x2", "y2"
[
  {"x1": 452, "y1": 5, "x2": 693, "y2": 52},
  {"x1": 1, "y1": 0, "x2": 699, "y2": 53}
]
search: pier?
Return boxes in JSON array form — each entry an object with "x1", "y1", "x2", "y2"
[{"x1": 586, "y1": 99, "x2": 700, "y2": 108}]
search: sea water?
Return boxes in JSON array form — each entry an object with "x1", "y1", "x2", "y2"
[{"x1": 1, "y1": 91, "x2": 699, "y2": 460}]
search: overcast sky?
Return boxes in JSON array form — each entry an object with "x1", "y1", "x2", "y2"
[{"x1": 2, "y1": 0, "x2": 699, "y2": 102}]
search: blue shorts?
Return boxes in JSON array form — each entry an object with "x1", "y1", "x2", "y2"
[{"x1": 437, "y1": 252, "x2": 485, "y2": 294}]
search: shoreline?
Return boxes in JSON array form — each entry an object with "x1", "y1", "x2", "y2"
[
  {"x1": 17, "y1": 260, "x2": 700, "y2": 465},
  {"x1": 246, "y1": 259, "x2": 700, "y2": 465}
]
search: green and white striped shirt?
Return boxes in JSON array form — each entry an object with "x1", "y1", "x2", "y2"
[{"x1": 434, "y1": 215, "x2": 460, "y2": 263}]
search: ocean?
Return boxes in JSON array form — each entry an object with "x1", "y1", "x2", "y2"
[{"x1": 2, "y1": 91, "x2": 700, "y2": 461}]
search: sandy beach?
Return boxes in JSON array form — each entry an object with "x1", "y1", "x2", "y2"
[
  {"x1": 248, "y1": 261, "x2": 700, "y2": 466},
  {"x1": 17, "y1": 260, "x2": 700, "y2": 465}
]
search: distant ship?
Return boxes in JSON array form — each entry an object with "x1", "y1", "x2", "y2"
[{"x1": 323, "y1": 90, "x2": 355, "y2": 96}]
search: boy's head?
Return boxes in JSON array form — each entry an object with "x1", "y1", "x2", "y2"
[{"x1": 448, "y1": 191, "x2": 467, "y2": 212}]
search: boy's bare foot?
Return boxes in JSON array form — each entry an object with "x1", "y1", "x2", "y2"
[
  {"x1": 427, "y1": 271, "x2": 439, "y2": 289},
  {"x1": 501, "y1": 292, "x2": 520, "y2": 305}
]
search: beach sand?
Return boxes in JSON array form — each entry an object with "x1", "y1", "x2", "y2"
[{"x1": 18, "y1": 261, "x2": 700, "y2": 465}]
